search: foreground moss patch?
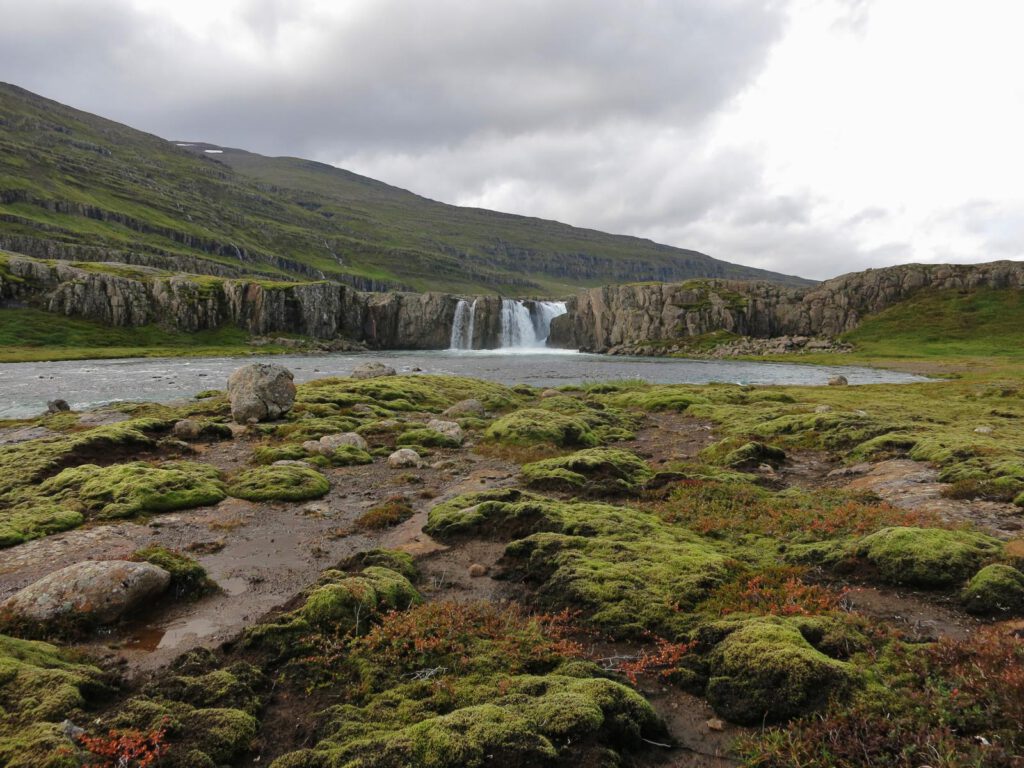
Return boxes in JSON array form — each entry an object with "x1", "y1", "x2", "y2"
[
  {"x1": 520, "y1": 448, "x2": 654, "y2": 494},
  {"x1": 960, "y1": 564, "x2": 1024, "y2": 615},
  {"x1": 227, "y1": 465, "x2": 329, "y2": 502},
  {"x1": 852, "y1": 526, "x2": 1003, "y2": 588},
  {"x1": 485, "y1": 408, "x2": 598, "y2": 448}
]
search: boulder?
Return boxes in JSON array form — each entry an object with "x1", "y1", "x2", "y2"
[
  {"x1": 0, "y1": 560, "x2": 171, "y2": 625},
  {"x1": 388, "y1": 448, "x2": 422, "y2": 468},
  {"x1": 540, "y1": 389, "x2": 561, "y2": 398},
  {"x1": 319, "y1": 432, "x2": 369, "y2": 453},
  {"x1": 302, "y1": 439, "x2": 322, "y2": 454},
  {"x1": 172, "y1": 418, "x2": 203, "y2": 440},
  {"x1": 351, "y1": 362, "x2": 396, "y2": 380},
  {"x1": 426, "y1": 419, "x2": 464, "y2": 445},
  {"x1": 442, "y1": 398, "x2": 486, "y2": 418},
  {"x1": 827, "y1": 375, "x2": 849, "y2": 386},
  {"x1": 227, "y1": 364, "x2": 296, "y2": 423},
  {"x1": 47, "y1": 399, "x2": 71, "y2": 414},
  {"x1": 273, "y1": 459, "x2": 313, "y2": 468}
]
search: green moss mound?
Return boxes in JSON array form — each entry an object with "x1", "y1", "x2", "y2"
[
  {"x1": 961, "y1": 564, "x2": 1024, "y2": 615},
  {"x1": 396, "y1": 428, "x2": 460, "y2": 448},
  {"x1": 227, "y1": 465, "x2": 329, "y2": 502},
  {"x1": 299, "y1": 375, "x2": 517, "y2": 417},
  {"x1": 0, "y1": 504, "x2": 84, "y2": 548},
  {"x1": 132, "y1": 546, "x2": 218, "y2": 599},
  {"x1": 520, "y1": 448, "x2": 654, "y2": 494},
  {"x1": 340, "y1": 549, "x2": 419, "y2": 582},
  {"x1": 39, "y1": 460, "x2": 225, "y2": 519},
  {"x1": 703, "y1": 617, "x2": 856, "y2": 725},
  {"x1": 485, "y1": 408, "x2": 598, "y2": 448},
  {"x1": 852, "y1": 526, "x2": 1003, "y2": 588},
  {"x1": 303, "y1": 567, "x2": 422, "y2": 633},
  {"x1": 427, "y1": 489, "x2": 730, "y2": 637}
]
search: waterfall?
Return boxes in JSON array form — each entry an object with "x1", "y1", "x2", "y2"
[
  {"x1": 499, "y1": 299, "x2": 567, "y2": 349},
  {"x1": 448, "y1": 298, "x2": 477, "y2": 350}
]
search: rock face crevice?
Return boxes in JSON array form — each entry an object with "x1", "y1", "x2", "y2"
[{"x1": 550, "y1": 261, "x2": 1024, "y2": 352}]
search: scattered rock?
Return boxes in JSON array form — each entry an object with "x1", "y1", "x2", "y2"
[
  {"x1": 540, "y1": 389, "x2": 561, "y2": 398},
  {"x1": 47, "y1": 399, "x2": 71, "y2": 413},
  {"x1": 425, "y1": 419, "x2": 464, "y2": 445},
  {"x1": 388, "y1": 448, "x2": 422, "y2": 468},
  {"x1": 442, "y1": 398, "x2": 486, "y2": 418},
  {"x1": 468, "y1": 563, "x2": 488, "y2": 578},
  {"x1": 827, "y1": 462, "x2": 872, "y2": 478},
  {"x1": 273, "y1": 459, "x2": 313, "y2": 468},
  {"x1": 227, "y1": 364, "x2": 296, "y2": 423},
  {"x1": 351, "y1": 403, "x2": 375, "y2": 415},
  {"x1": 0, "y1": 560, "x2": 170, "y2": 625},
  {"x1": 706, "y1": 718, "x2": 725, "y2": 732},
  {"x1": 302, "y1": 439, "x2": 322, "y2": 454},
  {"x1": 974, "y1": 425, "x2": 994, "y2": 434},
  {"x1": 351, "y1": 362, "x2": 396, "y2": 380},
  {"x1": 319, "y1": 432, "x2": 369, "y2": 453},
  {"x1": 814, "y1": 404, "x2": 832, "y2": 413},
  {"x1": 828, "y1": 375, "x2": 849, "y2": 386},
  {"x1": 172, "y1": 418, "x2": 203, "y2": 440}
]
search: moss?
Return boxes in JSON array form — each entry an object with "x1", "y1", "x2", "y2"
[
  {"x1": 38, "y1": 460, "x2": 225, "y2": 519},
  {"x1": 427, "y1": 489, "x2": 730, "y2": 637},
  {"x1": 355, "y1": 496, "x2": 415, "y2": 530},
  {"x1": 253, "y1": 444, "x2": 309, "y2": 464},
  {"x1": 132, "y1": 546, "x2": 217, "y2": 599},
  {"x1": 340, "y1": 549, "x2": 419, "y2": 582},
  {"x1": 396, "y1": 428, "x2": 460, "y2": 448},
  {"x1": 703, "y1": 617, "x2": 856, "y2": 724},
  {"x1": 227, "y1": 465, "x2": 329, "y2": 502},
  {"x1": 328, "y1": 444, "x2": 374, "y2": 466},
  {"x1": 520, "y1": 448, "x2": 654, "y2": 494},
  {"x1": 485, "y1": 408, "x2": 597, "y2": 448},
  {"x1": 701, "y1": 439, "x2": 786, "y2": 468},
  {"x1": 301, "y1": 567, "x2": 422, "y2": 633},
  {"x1": 195, "y1": 389, "x2": 223, "y2": 399},
  {"x1": 0, "y1": 504, "x2": 84, "y2": 548},
  {"x1": 274, "y1": 416, "x2": 360, "y2": 442},
  {"x1": 960, "y1": 564, "x2": 1024, "y2": 615},
  {"x1": 299, "y1": 375, "x2": 518, "y2": 418},
  {"x1": 606, "y1": 386, "x2": 709, "y2": 412},
  {"x1": 852, "y1": 527, "x2": 1003, "y2": 588}
]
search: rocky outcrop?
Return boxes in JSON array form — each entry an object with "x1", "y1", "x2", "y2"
[
  {"x1": 552, "y1": 261, "x2": 1024, "y2": 352},
  {"x1": 227, "y1": 364, "x2": 296, "y2": 423},
  {"x1": 0, "y1": 560, "x2": 170, "y2": 625}
]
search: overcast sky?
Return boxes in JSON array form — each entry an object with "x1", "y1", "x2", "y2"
[{"x1": 2, "y1": 0, "x2": 1022, "y2": 280}]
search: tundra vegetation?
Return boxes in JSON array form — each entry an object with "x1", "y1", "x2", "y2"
[{"x1": 0, "y1": 362, "x2": 1022, "y2": 767}]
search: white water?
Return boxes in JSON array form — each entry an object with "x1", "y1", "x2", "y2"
[
  {"x1": 499, "y1": 299, "x2": 567, "y2": 348},
  {"x1": 448, "y1": 298, "x2": 478, "y2": 350}
]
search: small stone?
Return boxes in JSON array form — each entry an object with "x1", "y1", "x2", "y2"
[
  {"x1": 426, "y1": 419, "x2": 464, "y2": 445},
  {"x1": 351, "y1": 362, "x2": 397, "y2": 380},
  {"x1": 827, "y1": 375, "x2": 849, "y2": 386},
  {"x1": 974, "y1": 426, "x2": 994, "y2": 434},
  {"x1": 47, "y1": 399, "x2": 71, "y2": 413},
  {"x1": 302, "y1": 439, "x2": 322, "y2": 454},
  {"x1": 320, "y1": 432, "x2": 369, "y2": 452},
  {"x1": 706, "y1": 718, "x2": 725, "y2": 732},
  {"x1": 351, "y1": 403, "x2": 375, "y2": 415},
  {"x1": 540, "y1": 389, "x2": 561, "y2": 398},
  {"x1": 814, "y1": 404, "x2": 832, "y2": 413},
  {"x1": 468, "y1": 563, "x2": 488, "y2": 578},
  {"x1": 388, "y1": 448, "x2": 421, "y2": 468},
  {"x1": 442, "y1": 398, "x2": 486, "y2": 418},
  {"x1": 172, "y1": 418, "x2": 203, "y2": 440},
  {"x1": 757, "y1": 463, "x2": 776, "y2": 475},
  {"x1": 273, "y1": 459, "x2": 312, "y2": 468}
]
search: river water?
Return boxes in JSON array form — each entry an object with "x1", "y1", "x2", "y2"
[{"x1": 0, "y1": 349, "x2": 926, "y2": 419}]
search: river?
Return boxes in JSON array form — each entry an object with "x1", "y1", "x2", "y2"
[{"x1": 0, "y1": 349, "x2": 927, "y2": 419}]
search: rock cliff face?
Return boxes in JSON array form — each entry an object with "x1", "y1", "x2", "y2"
[{"x1": 550, "y1": 261, "x2": 1024, "y2": 352}]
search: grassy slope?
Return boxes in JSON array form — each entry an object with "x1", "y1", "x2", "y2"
[{"x1": 0, "y1": 82, "x2": 809, "y2": 295}]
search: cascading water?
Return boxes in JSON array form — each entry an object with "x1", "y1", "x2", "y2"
[
  {"x1": 500, "y1": 299, "x2": 566, "y2": 349},
  {"x1": 448, "y1": 298, "x2": 478, "y2": 350}
]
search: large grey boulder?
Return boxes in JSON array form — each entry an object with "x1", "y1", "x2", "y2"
[
  {"x1": 319, "y1": 432, "x2": 369, "y2": 453},
  {"x1": 227, "y1": 363, "x2": 296, "y2": 423},
  {"x1": 351, "y1": 362, "x2": 396, "y2": 380},
  {"x1": 388, "y1": 448, "x2": 422, "y2": 468},
  {"x1": 442, "y1": 398, "x2": 485, "y2": 418},
  {"x1": 426, "y1": 419, "x2": 464, "y2": 445},
  {"x1": 0, "y1": 560, "x2": 171, "y2": 625}
]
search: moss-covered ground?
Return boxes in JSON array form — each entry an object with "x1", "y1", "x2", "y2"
[{"x1": 2, "y1": 370, "x2": 1023, "y2": 766}]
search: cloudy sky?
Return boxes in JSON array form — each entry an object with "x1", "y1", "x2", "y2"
[{"x1": 2, "y1": 0, "x2": 1022, "y2": 280}]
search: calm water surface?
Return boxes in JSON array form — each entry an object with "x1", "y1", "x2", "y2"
[{"x1": 0, "y1": 349, "x2": 926, "y2": 419}]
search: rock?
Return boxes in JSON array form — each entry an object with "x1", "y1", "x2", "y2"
[
  {"x1": 47, "y1": 399, "x2": 71, "y2": 413},
  {"x1": 425, "y1": 419, "x2": 464, "y2": 445},
  {"x1": 388, "y1": 448, "x2": 421, "y2": 468},
  {"x1": 706, "y1": 718, "x2": 725, "y2": 732},
  {"x1": 351, "y1": 362, "x2": 396, "y2": 380},
  {"x1": 0, "y1": 560, "x2": 171, "y2": 625},
  {"x1": 974, "y1": 425, "x2": 994, "y2": 434},
  {"x1": 814, "y1": 404, "x2": 832, "y2": 413},
  {"x1": 442, "y1": 398, "x2": 486, "y2": 418},
  {"x1": 319, "y1": 432, "x2": 369, "y2": 453},
  {"x1": 172, "y1": 418, "x2": 203, "y2": 440},
  {"x1": 273, "y1": 459, "x2": 312, "y2": 468},
  {"x1": 351, "y1": 403, "x2": 375, "y2": 415},
  {"x1": 827, "y1": 375, "x2": 848, "y2": 386},
  {"x1": 302, "y1": 439, "x2": 322, "y2": 454},
  {"x1": 227, "y1": 364, "x2": 296, "y2": 423},
  {"x1": 540, "y1": 389, "x2": 561, "y2": 398},
  {"x1": 468, "y1": 563, "x2": 488, "y2": 578}
]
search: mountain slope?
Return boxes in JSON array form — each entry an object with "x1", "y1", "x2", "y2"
[{"x1": 0, "y1": 82, "x2": 810, "y2": 294}]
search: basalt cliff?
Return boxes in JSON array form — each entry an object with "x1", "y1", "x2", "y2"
[{"x1": 549, "y1": 261, "x2": 1024, "y2": 353}]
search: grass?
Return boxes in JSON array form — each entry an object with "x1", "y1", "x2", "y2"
[{"x1": 0, "y1": 308, "x2": 293, "y2": 362}]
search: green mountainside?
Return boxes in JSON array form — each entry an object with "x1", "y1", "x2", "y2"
[{"x1": 0, "y1": 82, "x2": 810, "y2": 294}]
